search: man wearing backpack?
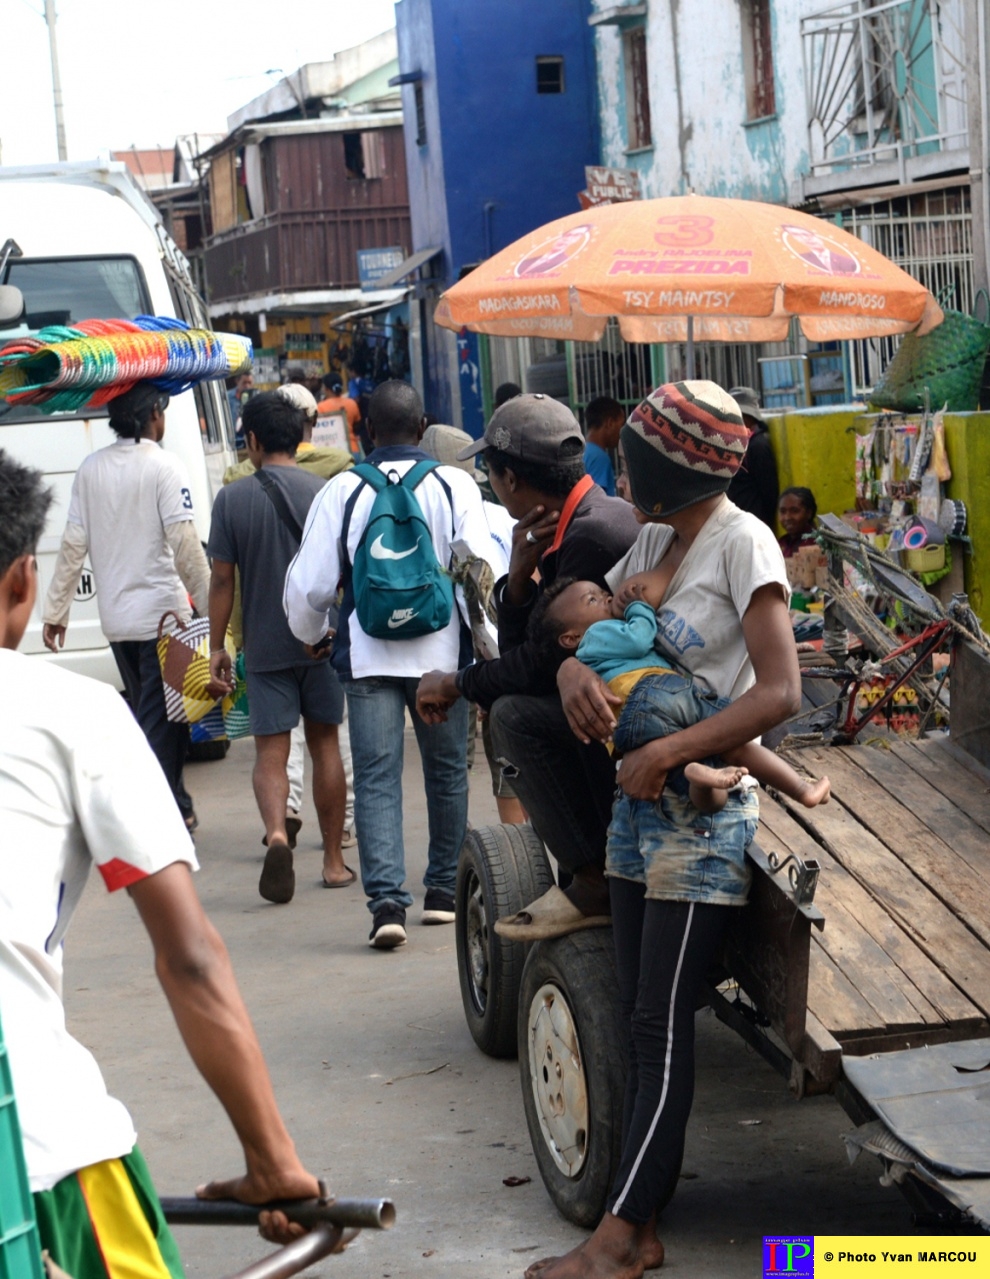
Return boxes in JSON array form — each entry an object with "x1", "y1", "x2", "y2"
[{"x1": 284, "y1": 380, "x2": 495, "y2": 948}]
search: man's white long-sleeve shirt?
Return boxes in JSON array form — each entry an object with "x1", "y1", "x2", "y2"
[{"x1": 284, "y1": 448, "x2": 497, "y2": 680}]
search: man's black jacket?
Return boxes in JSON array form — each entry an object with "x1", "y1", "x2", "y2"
[
  {"x1": 457, "y1": 483, "x2": 641, "y2": 710},
  {"x1": 726, "y1": 426, "x2": 779, "y2": 530}
]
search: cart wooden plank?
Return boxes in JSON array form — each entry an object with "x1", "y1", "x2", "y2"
[
  {"x1": 792, "y1": 746, "x2": 990, "y2": 950},
  {"x1": 838, "y1": 744, "x2": 990, "y2": 891},
  {"x1": 772, "y1": 760, "x2": 990, "y2": 1019},
  {"x1": 756, "y1": 818, "x2": 939, "y2": 1030},
  {"x1": 806, "y1": 943, "x2": 878, "y2": 1036},
  {"x1": 892, "y1": 738, "x2": 990, "y2": 837},
  {"x1": 758, "y1": 800, "x2": 979, "y2": 1029}
]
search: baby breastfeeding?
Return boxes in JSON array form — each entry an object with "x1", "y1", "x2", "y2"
[{"x1": 530, "y1": 572, "x2": 831, "y2": 812}]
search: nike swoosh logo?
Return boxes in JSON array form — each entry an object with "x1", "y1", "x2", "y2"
[
  {"x1": 387, "y1": 611, "x2": 418, "y2": 629},
  {"x1": 370, "y1": 534, "x2": 420, "y2": 561}
]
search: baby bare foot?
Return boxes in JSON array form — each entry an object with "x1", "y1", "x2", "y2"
[
  {"x1": 800, "y1": 775, "x2": 831, "y2": 807},
  {"x1": 684, "y1": 762, "x2": 749, "y2": 792}
]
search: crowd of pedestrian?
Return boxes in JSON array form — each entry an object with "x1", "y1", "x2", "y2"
[{"x1": 1, "y1": 368, "x2": 818, "y2": 1278}]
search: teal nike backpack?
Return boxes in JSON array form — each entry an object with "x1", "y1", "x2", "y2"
[{"x1": 343, "y1": 461, "x2": 455, "y2": 639}]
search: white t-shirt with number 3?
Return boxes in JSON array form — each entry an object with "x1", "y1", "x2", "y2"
[{"x1": 66, "y1": 437, "x2": 195, "y2": 641}]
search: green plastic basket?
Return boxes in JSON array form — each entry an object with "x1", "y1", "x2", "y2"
[
  {"x1": 870, "y1": 287, "x2": 990, "y2": 413},
  {"x1": 0, "y1": 1009, "x2": 45, "y2": 1279}
]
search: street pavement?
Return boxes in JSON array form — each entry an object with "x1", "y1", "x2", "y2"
[{"x1": 63, "y1": 730, "x2": 941, "y2": 1278}]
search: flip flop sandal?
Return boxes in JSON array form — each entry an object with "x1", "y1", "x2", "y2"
[
  {"x1": 259, "y1": 842, "x2": 295, "y2": 904},
  {"x1": 321, "y1": 865, "x2": 357, "y2": 889},
  {"x1": 184, "y1": 812, "x2": 199, "y2": 834},
  {"x1": 262, "y1": 815, "x2": 302, "y2": 851},
  {"x1": 494, "y1": 885, "x2": 611, "y2": 942}
]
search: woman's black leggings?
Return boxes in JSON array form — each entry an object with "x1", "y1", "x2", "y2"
[{"x1": 606, "y1": 877, "x2": 732, "y2": 1224}]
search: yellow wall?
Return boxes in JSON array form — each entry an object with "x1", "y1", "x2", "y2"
[{"x1": 764, "y1": 408, "x2": 989, "y2": 623}]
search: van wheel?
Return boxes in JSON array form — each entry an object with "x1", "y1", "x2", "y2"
[
  {"x1": 456, "y1": 824, "x2": 554, "y2": 1059},
  {"x1": 519, "y1": 930, "x2": 627, "y2": 1227}
]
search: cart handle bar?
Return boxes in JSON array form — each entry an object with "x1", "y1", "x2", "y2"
[{"x1": 160, "y1": 1195, "x2": 395, "y2": 1231}]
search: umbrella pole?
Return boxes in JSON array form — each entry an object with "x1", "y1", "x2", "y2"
[{"x1": 686, "y1": 315, "x2": 695, "y2": 379}]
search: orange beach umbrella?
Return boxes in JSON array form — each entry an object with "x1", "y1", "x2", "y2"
[{"x1": 436, "y1": 196, "x2": 942, "y2": 353}]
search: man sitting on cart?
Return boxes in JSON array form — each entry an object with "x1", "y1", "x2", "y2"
[{"x1": 0, "y1": 449, "x2": 320, "y2": 1279}]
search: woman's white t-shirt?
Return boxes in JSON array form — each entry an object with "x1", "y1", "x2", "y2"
[{"x1": 606, "y1": 497, "x2": 789, "y2": 702}]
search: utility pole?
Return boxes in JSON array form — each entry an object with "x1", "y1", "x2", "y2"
[
  {"x1": 44, "y1": 0, "x2": 68, "y2": 161},
  {"x1": 966, "y1": 0, "x2": 988, "y2": 297}
]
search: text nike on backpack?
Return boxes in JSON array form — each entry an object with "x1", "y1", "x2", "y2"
[{"x1": 341, "y1": 461, "x2": 454, "y2": 640}]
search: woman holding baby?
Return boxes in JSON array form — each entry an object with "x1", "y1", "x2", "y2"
[{"x1": 526, "y1": 381, "x2": 801, "y2": 1279}]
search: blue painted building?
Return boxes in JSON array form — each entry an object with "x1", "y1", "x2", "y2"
[{"x1": 393, "y1": 0, "x2": 599, "y2": 430}]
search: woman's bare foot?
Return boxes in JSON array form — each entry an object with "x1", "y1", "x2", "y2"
[
  {"x1": 523, "y1": 1215, "x2": 663, "y2": 1278},
  {"x1": 684, "y1": 762, "x2": 748, "y2": 814},
  {"x1": 798, "y1": 775, "x2": 831, "y2": 807}
]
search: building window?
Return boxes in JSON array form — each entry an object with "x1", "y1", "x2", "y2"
[
  {"x1": 536, "y1": 56, "x2": 565, "y2": 94},
  {"x1": 742, "y1": 0, "x2": 776, "y2": 120},
  {"x1": 414, "y1": 83, "x2": 427, "y2": 146},
  {"x1": 343, "y1": 132, "x2": 365, "y2": 179},
  {"x1": 622, "y1": 28, "x2": 652, "y2": 149},
  {"x1": 343, "y1": 131, "x2": 385, "y2": 180}
]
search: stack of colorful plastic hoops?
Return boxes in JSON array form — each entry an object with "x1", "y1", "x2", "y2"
[{"x1": 0, "y1": 316, "x2": 253, "y2": 412}]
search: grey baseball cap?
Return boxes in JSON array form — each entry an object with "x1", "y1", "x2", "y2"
[{"x1": 456, "y1": 393, "x2": 584, "y2": 463}]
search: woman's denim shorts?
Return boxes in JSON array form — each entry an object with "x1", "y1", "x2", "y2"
[{"x1": 606, "y1": 671, "x2": 758, "y2": 905}]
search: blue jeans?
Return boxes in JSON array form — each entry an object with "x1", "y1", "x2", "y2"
[{"x1": 342, "y1": 676, "x2": 469, "y2": 914}]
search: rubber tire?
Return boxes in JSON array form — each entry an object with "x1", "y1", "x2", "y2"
[
  {"x1": 518, "y1": 930, "x2": 627, "y2": 1227},
  {"x1": 455, "y1": 824, "x2": 555, "y2": 1059},
  {"x1": 187, "y1": 737, "x2": 230, "y2": 762}
]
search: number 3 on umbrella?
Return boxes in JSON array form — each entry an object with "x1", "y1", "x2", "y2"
[{"x1": 654, "y1": 215, "x2": 714, "y2": 248}]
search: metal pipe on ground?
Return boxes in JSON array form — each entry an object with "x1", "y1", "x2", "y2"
[{"x1": 221, "y1": 1225, "x2": 358, "y2": 1279}]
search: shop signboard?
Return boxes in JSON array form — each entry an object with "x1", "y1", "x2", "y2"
[
  {"x1": 358, "y1": 246, "x2": 404, "y2": 290},
  {"x1": 312, "y1": 410, "x2": 350, "y2": 453},
  {"x1": 579, "y1": 166, "x2": 642, "y2": 208}
]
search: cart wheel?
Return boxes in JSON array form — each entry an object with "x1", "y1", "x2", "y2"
[
  {"x1": 518, "y1": 930, "x2": 627, "y2": 1227},
  {"x1": 455, "y1": 824, "x2": 554, "y2": 1059}
]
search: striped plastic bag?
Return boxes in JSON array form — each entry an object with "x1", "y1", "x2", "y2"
[
  {"x1": 222, "y1": 651, "x2": 251, "y2": 740},
  {"x1": 157, "y1": 610, "x2": 230, "y2": 724}
]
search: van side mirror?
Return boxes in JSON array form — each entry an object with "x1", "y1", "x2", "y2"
[{"x1": 0, "y1": 284, "x2": 24, "y2": 327}]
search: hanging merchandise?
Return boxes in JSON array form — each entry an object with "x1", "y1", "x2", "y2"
[
  {"x1": 0, "y1": 316, "x2": 252, "y2": 411},
  {"x1": 844, "y1": 408, "x2": 966, "y2": 583}
]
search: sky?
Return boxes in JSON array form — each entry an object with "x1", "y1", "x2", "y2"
[{"x1": 0, "y1": 0, "x2": 398, "y2": 166}]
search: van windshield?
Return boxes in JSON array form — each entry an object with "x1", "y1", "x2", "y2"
[{"x1": 0, "y1": 255, "x2": 150, "y2": 422}]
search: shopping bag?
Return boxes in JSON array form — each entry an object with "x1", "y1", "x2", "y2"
[
  {"x1": 157, "y1": 611, "x2": 220, "y2": 724},
  {"x1": 222, "y1": 651, "x2": 251, "y2": 740}
]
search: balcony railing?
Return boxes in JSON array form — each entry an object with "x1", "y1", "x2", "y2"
[
  {"x1": 202, "y1": 206, "x2": 411, "y2": 304},
  {"x1": 801, "y1": 0, "x2": 968, "y2": 180}
]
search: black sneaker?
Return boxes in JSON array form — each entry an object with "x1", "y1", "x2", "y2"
[
  {"x1": 422, "y1": 887, "x2": 456, "y2": 925},
  {"x1": 369, "y1": 906, "x2": 407, "y2": 949}
]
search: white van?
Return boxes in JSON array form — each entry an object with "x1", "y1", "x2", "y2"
[{"x1": 0, "y1": 158, "x2": 238, "y2": 687}]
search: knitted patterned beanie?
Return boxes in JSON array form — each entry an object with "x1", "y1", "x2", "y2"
[{"x1": 621, "y1": 380, "x2": 749, "y2": 517}]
